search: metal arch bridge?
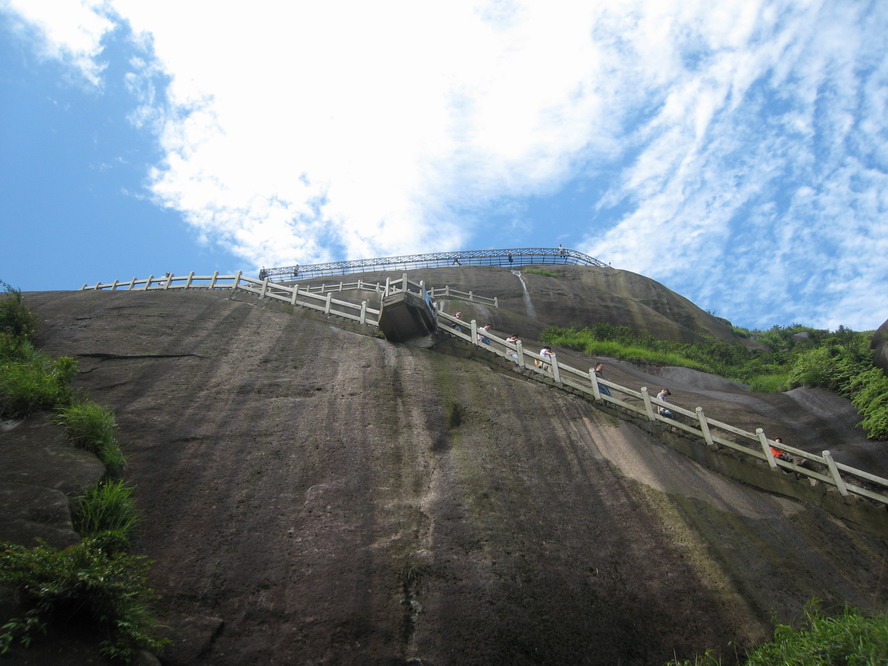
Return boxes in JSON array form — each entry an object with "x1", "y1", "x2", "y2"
[{"x1": 259, "y1": 247, "x2": 608, "y2": 282}]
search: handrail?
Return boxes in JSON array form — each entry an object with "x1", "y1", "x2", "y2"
[
  {"x1": 435, "y1": 314, "x2": 888, "y2": 507},
  {"x1": 82, "y1": 271, "x2": 382, "y2": 328},
  {"x1": 81, "y1": 270, "x2": 888, "y2": 507},
  {"x1": 233, "y1": 277, "x2": 499, "y2": 308},
  {"x1": 259, "y1": 246, "x2": 607, "y2": 281}
]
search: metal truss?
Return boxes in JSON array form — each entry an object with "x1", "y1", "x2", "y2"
[{"x1": 259, "y1": 247, "x2": 608, "y2": 281}]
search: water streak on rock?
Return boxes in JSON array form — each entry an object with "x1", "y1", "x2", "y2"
[{"x1": 512, "y1": 270, "x2": 536, "y2": 320}]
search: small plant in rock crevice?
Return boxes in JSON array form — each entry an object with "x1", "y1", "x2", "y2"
[
  {"x1": 54, "y1": 401, "x2": 127, "y2": 473},
  {"x1": 75, "y1": 480, "x2": 141, "y2": 554}
]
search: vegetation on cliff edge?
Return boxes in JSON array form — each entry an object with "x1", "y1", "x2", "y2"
[
  {"x1": 667, "y1": 601, "x2": 888, "y2": 665},
  {"x1": 0, "y1": 283, "x2": 164, "y2": 661},
  {"x1": 540, "y1": 322, "x2": 888, "y2": 440}
]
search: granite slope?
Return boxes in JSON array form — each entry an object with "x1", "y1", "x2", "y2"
[{"x1": 7, "y1": 282, "x2": 885, "y2": 665}]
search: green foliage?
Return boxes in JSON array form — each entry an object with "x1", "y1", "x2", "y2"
[
  {"x1": 0, "y1": 346, "x2": 77, "y2": 417},
  {"x1": 75, "y1": 480, "x2": 141, "y2": 552},
  {"x1": 0, "y1": 539, "x2": 167, "y2": 661},
  {"x1": 54, "y1": 401, "x2": 127, "y2": 473},
  {"x1": 523, "y1": 268, "x2": 558, "y2": 278},
  {"x1": 746, "y1": 372, "x2": 790, "y2": 393},
  {"x1": 746, "y1": 602, "x2": 888, "y2": 665},
  {"x1": 665, "y1": 602, "x2": 888, "y2": 665},
  {"x1": 0, "y1": 282, "x2": 38, "y2": 341},
  {"x1": 788, "y1": 346, "x2": 833, "y2": 387},
  {"x1": 540, "y1": 323, "x2": 887, "y2": 440},
  {"x1": 848, "y1": 368, "x2": 888, "y2": 441}
]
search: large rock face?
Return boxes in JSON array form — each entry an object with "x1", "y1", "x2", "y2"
[
  {"x1": 0, "y1": 413, "x2": 103, "y2": 548},
  {"x1": 298, "y1": 265, "x2": 738, "y2": 343},
  {"x1": 14, "y1": 271, "x2": 887, "y2": 665}
]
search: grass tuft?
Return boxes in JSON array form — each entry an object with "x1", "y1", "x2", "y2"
[
  {"x1": 75, "y1": 480, "x2": 141, "y2": 552},
  {"x1": 665, "y1": 601, "x2": 888, "y2": 665},
  {"x1": 54, "y1": 401, "x2": 127, "y2": 473}
]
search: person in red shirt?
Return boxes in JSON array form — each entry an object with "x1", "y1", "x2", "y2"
[{"x1": 770, "y1": 437, "x2": 791, "y2": 462}]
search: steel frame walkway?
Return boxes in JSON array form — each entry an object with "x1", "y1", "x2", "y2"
[{"x1": 259, "y1": 247, "x2": 608, "y2": 282}]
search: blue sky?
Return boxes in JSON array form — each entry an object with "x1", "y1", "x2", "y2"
[{"x1": 1, "y1": 1, "x2": 886, "y2": 332}]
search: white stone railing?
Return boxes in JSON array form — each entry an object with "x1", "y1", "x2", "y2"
[
  {"x1": 82, "y1": 271, "x2": 888, "y2": 508},
  {"x1": 436, "y1": 312, "x2": 888, "y2": 508},
  {"x1": 275, "y1": 276, "x2": 499, "y2": 307},
  {"x1": 82, "y1": 271, "x2": 383, "y2": 327}
]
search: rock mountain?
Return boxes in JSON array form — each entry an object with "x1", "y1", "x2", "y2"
[{"x1": 4, "y1": 264, "x2": 886, "y2": 665}]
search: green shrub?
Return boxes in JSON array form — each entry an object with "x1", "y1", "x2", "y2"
[
  {"x1": 666, "y1": 602, "x2": 888, "y2": 665},
  {"x1": 0, "y1": 282, "x2": 38, "y2": 341},
  {"x1": 523, "y1": 268, "x2": 558, "y2": 278},
  {"x1": 0, "y1": 539, "x2": 167, "y2": 661},
  {"x1": 54, "y1": 401, "x2": 127, "y2": 472},
  {"x1": 746, "y1": 372, "x2": 789, "y2": 393},
  {"x1": 75, "y1": 480, "x2": 141, "y2": 551},
  {"x1": 0, "y1": 353, "x2": 77, "y2": 417},
  {"x1": 745, "y1": 602, "x2": 888, "y2": 665},
  {"x1": 788, "y1": 346, "x2": 834, "y2": 388},
  {"x1": 848, "y1": 368, "x2": 888, "y2": 441}
]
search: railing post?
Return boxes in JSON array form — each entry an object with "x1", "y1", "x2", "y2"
[
  {"x1": 324, "y1": 292, "x2": 332, "y2": 314},
  {"x1": 163, "y1": 274, "x2": 171, "y2": 290},
  {"x1": 822, "y1": 451, "x2": 848, "y2": 496},
  {"x1": 94, "y1": 281, "x2": 102, "y2": 290},
  {"x1": 81, "y1": 284, "x2": 87, "y2": 290},
  {"x1": 551, "y1": 355, "x2": 562, "y2": 384},
  {"x1": 129, "y1": 277, "x2": 137, "y2": 289},
  {"x1": 339, "y1": 282, "x2": 343, "y2": 291},
  {"x1": 494, "y1": 297, "x2": 498, "y2": 308},
  {"x1": 402, "y1": 272, "x2": 408, "y2": 291},
  {"x1": 209, "y1": 271, "x2": 218, "y2": 289},
  {"x1": 696, "y1": 407, "x2": 715, "y2": 446},
  {"x1": 291, "y1": 284, "x2": 299, "y2": 305},
  {"x1": 385, "y1": 277, "x2": 391, "y2": 296},
  {"x1": 111, "y1": 280, "x2": 119, "y2": 290},
  {"x1": 588, "y1": 368, "x2": 602, "y2": 400},
  {"x1": 640, "y1": 387, "x2": 656, "y2": 421},
  {"x1": 516, "y1": 340, "x2": 525, "y2": 367},
  {"x1": 360, "y1": 300, "x2": 367, "y2": 324},
  {"x1": 469, "y1": 290, "x2": 474, "y2": 301},
  {"x1": 358, "y1": 279, "x2": 363, "y2": 290},
  {"x1": 260, "y1": 277, "x2": 269, "y2": 299},
  {"x1": 186, "y1": 271, "x2": 194, "y2": 288},
  {"x1": 445, "y1": 285, "x2": 450, "y2": 297},
  {"x1": 757, "y1": 428, "x2": 777, "y2": 469},
  {"x1": 145, "y1": 275, "x2": 154, "y2": 290},
  {"x1": 470, "y1": 320, "x2": 479, "y2": 345}
]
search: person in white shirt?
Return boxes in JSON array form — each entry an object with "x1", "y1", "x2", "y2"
[
  {"x1": 538, "y1": 346, "x2": 554, "y2": 370},
  {"x1": 656, "y1": 388, "x2": 673, "y2": 417}
]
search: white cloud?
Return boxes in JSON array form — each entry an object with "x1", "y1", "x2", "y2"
[
  {"x1": 4, "y1": 0, "x2": 887, "y2": 329},
  {"x1": 1, "y1": 0, "x2": 114, "y2": 86},
  {"x1": 583, "y1": 0, "x2": 888, "y2": 330}
]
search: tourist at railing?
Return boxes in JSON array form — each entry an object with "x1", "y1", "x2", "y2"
[
  {"x1": 592, "y1": 363, "x2": 612, "y2": 396},
  {"x1": 478, "y1": 323, "x2": 493, "y2": 345},
  {"x1": 505, "y1": 334, "x2": 520, "y2": 359},
  {"x1": 656, "y1": 388, "x2": 673, "y2": 417},
  {"x1": 770, "y1": 437, "x2": 792, "y2": 462},
  {"x1": 537, "y1": 346, "x2": 554, "y2": 371}
]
